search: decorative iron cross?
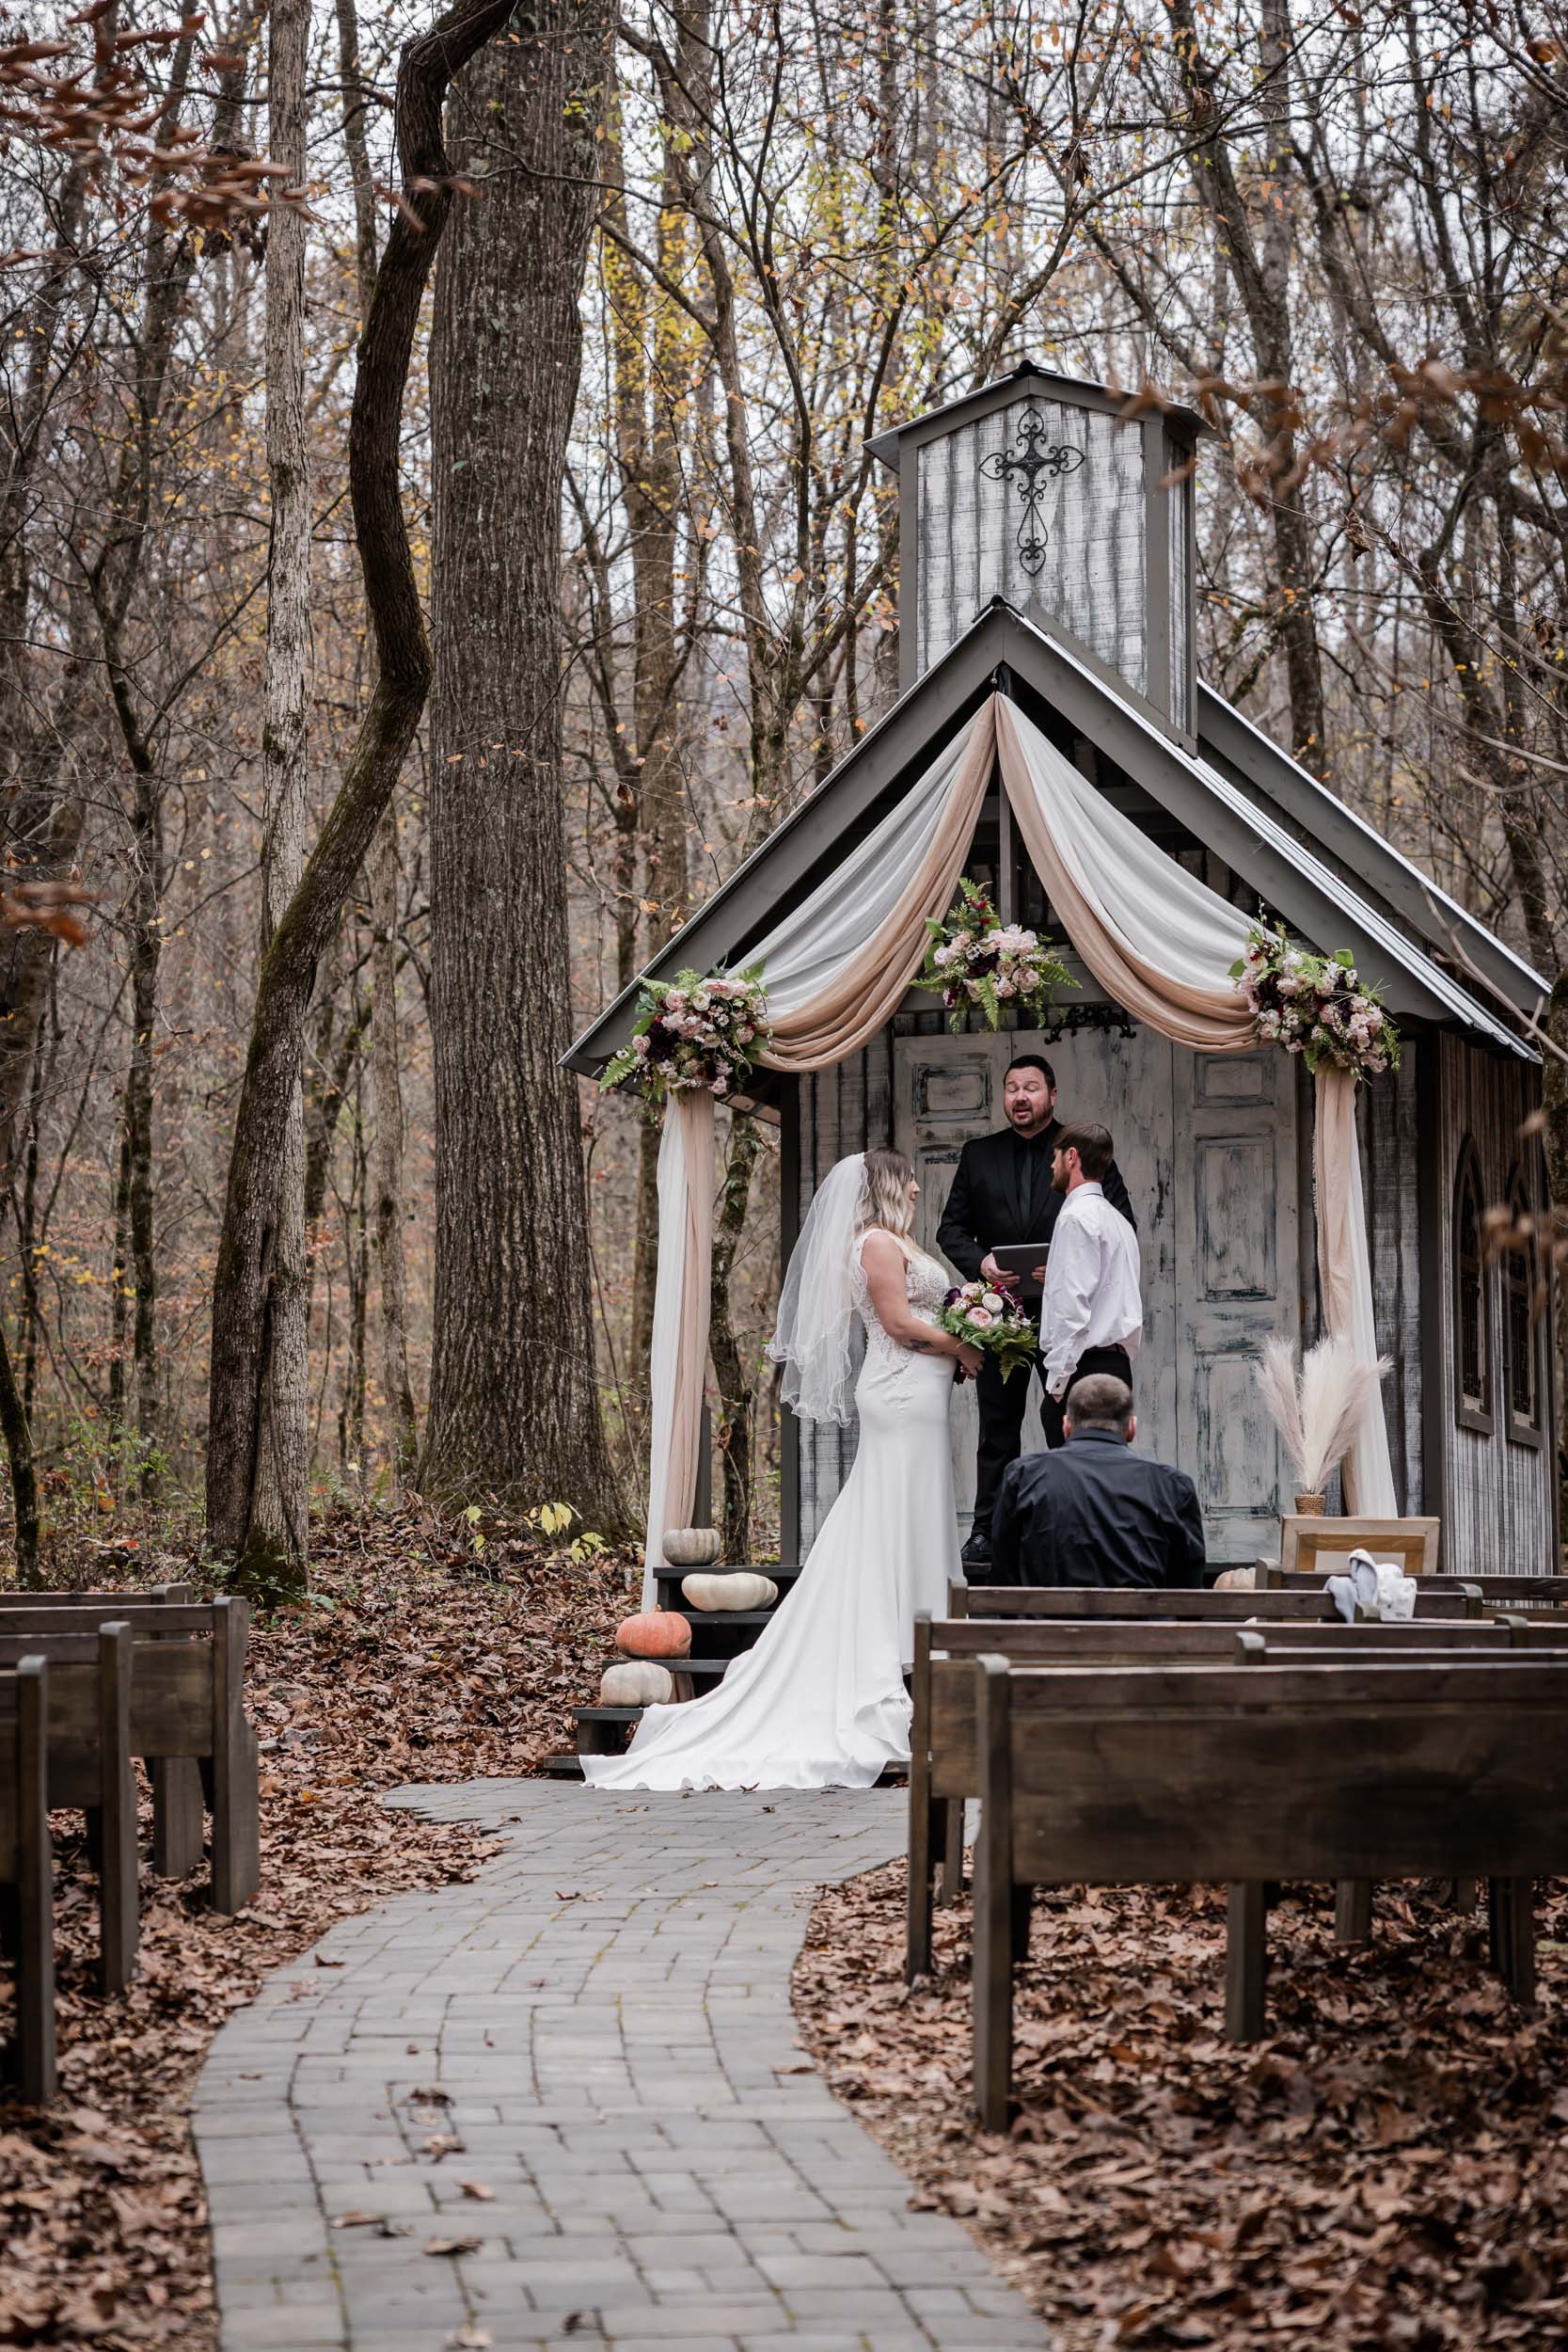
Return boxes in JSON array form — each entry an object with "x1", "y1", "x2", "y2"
[{"x1": 978, "y1": 405, "x2": 1085, "y2": 576}]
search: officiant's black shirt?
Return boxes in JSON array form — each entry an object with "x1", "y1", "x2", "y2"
[
  {"x1": 936, "y1": 1117, "x2": 1135, "y2": 1281},
  {"x1": 990, "y1": 1427, "x2": 1206, "y2": 1589}
]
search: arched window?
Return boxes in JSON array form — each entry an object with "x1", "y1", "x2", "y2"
[
  {"x1": 1452, "y1": 1138, "x2": 1494, "y2": 1435},
  {"x1": 1503, "y1": 1161, "x2": 1544, "y2": 1445}
]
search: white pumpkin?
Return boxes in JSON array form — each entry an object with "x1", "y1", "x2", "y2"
[
  {"x1": 662, "y1": 1526, "x2": 723, "y2": 1566},
  {"x1": 681, "y1": 1571, "x2": 779, "y2": 1613},
  {"x1": 600, "y1": 1660, "x2": 675, "y2": 1707}
]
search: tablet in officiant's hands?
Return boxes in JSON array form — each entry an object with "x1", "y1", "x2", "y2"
[{"x1": 989, "y1": 1243, "x2": 1048, "y2": 1300}]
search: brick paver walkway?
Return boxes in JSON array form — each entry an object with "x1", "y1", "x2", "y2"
[{"x1": 193, "y1": 1781, "x2": 1051, "y2": 2352}]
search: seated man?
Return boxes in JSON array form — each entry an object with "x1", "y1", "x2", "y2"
[{"x1": 989, "y1": 1374, "x2": 1206, "y2": 1590}]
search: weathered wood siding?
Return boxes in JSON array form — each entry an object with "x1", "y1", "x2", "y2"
[
  {"x1": 1436, "y1": 1036, "x2": 1556, "y2": 1576},
  {"x1": 1361, "y1": 1051, "x2": 1424, "y2": 1512},
  {"x1": 917, "y1": 397, "x2": 1148, "y2": 700}
]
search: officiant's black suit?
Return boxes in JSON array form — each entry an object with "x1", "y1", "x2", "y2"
[{"x1": 936, "y1": 1120, "x2": 1137, "y2": 1551}]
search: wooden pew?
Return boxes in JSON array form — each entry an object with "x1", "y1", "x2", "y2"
[
  {"x1": 0, "y1": 1659, "x2": 54, "y2": 2104},
  {"x1": 971, "y1": 1653, "x2": 1568, "y2": 2128},
  {"x1": 935, "y1": 1585, "x2": 1354, "y2": 1900},
  {"x1": 0, "y1": 1584, "x2": 204, "y2": 1872},
  {"x1": 0, "y1": 1622, "x2": 138, "y2": 1989},
  {"x1": 910, "y1": 1613, "x2": 1518, "y2": 1978},
  {"x1": 0, "y1": 1597, "x2": 260, "y2": 1927}
]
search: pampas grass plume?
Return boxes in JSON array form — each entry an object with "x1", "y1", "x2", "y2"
[{"x1": 1255, "y1": 1333, "x2": 1391, "y2": 1494}]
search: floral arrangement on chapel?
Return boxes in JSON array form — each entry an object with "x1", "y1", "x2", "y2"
[
  {"x1": 937, "y1": 1279, "x2": 1037, "y2": 1383},
  {"x1": 599, "y1": 964, "x2": 772, "y2": 1104},
  {"x1": 1232, "y1": 927, "x2": 1400, "y2": 1078},
  {"x1": 921, "y1": 878, "x2": 1074, "y2": 1035}
]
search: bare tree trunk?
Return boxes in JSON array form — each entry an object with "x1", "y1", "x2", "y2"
[
  {"x1": 124, "y1": 792, "x2": 162, "y2": 1496},
  {"x1": 368, "y1": 805, "x2": 417, "y2": 1484},
  {"x1": 1167, "y1": 0, "x2": 1328, "y2": 773},
  {"x1": 422, "y1": 0, "x2": 618, "y2": 1519},
  {"x1": 339, "y1": 0, "x2": 415, "y2": 1498},
  {"x1": 204, "y1": 0, "x2": 515, "y2": 1560},
  {"x1": 0, "y1": 1307, "x2": 39, "y2": 1585},
  {"x1": 247, "y1": 0, "x2": 314, "y2": 1592}
]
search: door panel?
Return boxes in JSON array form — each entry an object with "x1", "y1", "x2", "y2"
[{"x1": 1175, "y1": 1048, "x2": 1298, "y2": 1561}]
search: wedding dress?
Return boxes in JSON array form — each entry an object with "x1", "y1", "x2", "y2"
[{"x1": 581, "y1": 1232, "x2": 958, "y2": 1791}]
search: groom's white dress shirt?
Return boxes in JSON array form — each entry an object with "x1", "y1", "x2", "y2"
[{"x1": 1040, "y1": 1180, "x2": 1144, "y2": 1399}]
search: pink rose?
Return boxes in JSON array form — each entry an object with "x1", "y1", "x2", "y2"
[{"x1": 969, "y1": 1307, "x2": 994, "y2": 1328}]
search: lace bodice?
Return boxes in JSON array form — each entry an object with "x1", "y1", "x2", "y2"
[{"x1": 851, "y1": 1230, "x2": 949, "y2": 1369}]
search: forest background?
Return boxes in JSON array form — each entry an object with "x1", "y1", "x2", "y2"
[{"x1": 1, "y1": 0, "x2": 1564, "y2": 1585}]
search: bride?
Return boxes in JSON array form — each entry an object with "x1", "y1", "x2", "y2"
[{"x1": 581, "y1": 1148, "x2": 980, "y2": 1792}]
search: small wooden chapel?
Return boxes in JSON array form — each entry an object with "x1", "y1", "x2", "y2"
[{"x1": 567, "y1": 363, "x2": 1558, "y2": 1578}]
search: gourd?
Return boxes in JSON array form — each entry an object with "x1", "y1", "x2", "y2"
[
  {"x1": 615, "y1": 1610, "x2": 691, "y2": 1660},
  {"x1": 600, "y1": 1661, "x2": 674, "y2": 1707},
  {"x1": 682, "y1": 1572, "x2": 779, "y2": 1613},
  {"x1": 662, "y1": 1527, "x2": 724, "y2": 1567}
]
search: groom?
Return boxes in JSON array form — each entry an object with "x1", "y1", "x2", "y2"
[{"x1": 937, "y1": 1054, "x2": 1136, "y2": 1573}]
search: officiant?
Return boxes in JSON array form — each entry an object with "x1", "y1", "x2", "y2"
[{"x1": 936, "y1": 1053, "x2": 1137, "y2": 1573}]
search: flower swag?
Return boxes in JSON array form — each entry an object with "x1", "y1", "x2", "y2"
[
  {"x1": 600, "y1": 964, "x2": 772, "y2": 1105},
  {"x1": 920, "y1": 878, "x2": 1075, "y2": 1035},
  {"x1": 1232, "y1": 927, "x2": 1400, "y2": 1078}
]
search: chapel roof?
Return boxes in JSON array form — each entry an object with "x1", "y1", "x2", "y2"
[
  {"x1": 863, "y1": 359, "x2": 1214, "y2": 466},
  {"x1": 562, "y1": 599, "x2": 1538, "y2": 1078}
]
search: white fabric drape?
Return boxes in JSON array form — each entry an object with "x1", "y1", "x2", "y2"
[
  {"x1": 991, "y1": 696, "x2": 1259, "y2": 1021},
  {"x1": 638, "y1": 691, "x2": 1398, "y2": 1571},
  {"x1": 992, "y1": 697, "x2": 1258, "y2": 1050},
  {"x1": 1314, "y1": 1063, "x2": 1399, "y2": 1514},
  {"x1": 642, "y1": 1089, "x2": 714, "y2": 1608}
]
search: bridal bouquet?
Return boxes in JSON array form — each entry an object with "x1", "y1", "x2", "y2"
[
  {"x1": 1232, "y1": 927, "x2": 1400, "y2": 1078},
  {"x1": 921, "y1": 879, "x2": 1074, "y2": 1035},
  {"x1": 937, "y1": 1279, "x2": 1037, "y2": 1383},
  {"x1": 601, "y1": 963, "x2": 772, "y2": 1104}
]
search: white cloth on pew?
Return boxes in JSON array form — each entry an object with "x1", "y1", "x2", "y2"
[{"x1": 1325, "y1": 1548, "x2": 1417, "y2": 1624}]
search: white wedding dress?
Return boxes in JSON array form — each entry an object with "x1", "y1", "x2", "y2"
[{"x1": 581, "y1": 1233, "x2": 959, "y2": 1791}]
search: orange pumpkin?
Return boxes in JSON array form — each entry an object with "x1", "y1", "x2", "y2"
[{"x1": 615, "y1": 1610, "x2": 691, "y2": 1660}]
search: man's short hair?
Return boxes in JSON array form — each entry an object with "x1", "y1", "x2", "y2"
[
  {"x1": 1053, "y1": 1120, "x2": 1114, "y2": 1181},
  {"x1": 1064, "y1": 1374, "x2": 1133, "y2": 1433},
  {"x1": 1005, "y1": 1052, "x2": 1055, "y2": 1088}
]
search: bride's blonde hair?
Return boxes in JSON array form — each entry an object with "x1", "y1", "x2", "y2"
[{"x1": 858, "y1": 1147, "x2": 921, "y2": 1251}]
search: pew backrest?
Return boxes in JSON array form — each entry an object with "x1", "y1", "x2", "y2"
[
  {"x1": 917, "y1": 1613, "x2": 1514, "y2": 1798},
  {"x1": 0, "y1": 1656, "x2": 55, "y2": 2100},
  {"x1": 0, "y1": 1581, "x2": 189, "y2": 1613},
  {"x1": 951, "y1": 1582, "x2": 1341, "y2": 1622},
  {"x1": 980, "y1": 1655, "x2": 1568, "y2": 1886},
  {"x1": 0, "y1": 1658, "x2": 42, "y2": 1882}
]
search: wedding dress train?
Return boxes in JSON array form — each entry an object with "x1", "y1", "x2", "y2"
[{"x1": 581, "y1": 1235, "x2": 958, "y2": 1791}]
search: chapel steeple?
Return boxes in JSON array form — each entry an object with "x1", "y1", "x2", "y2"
[{"x1": 866, "y1": 361, "x2": 1205, "y2": 738}]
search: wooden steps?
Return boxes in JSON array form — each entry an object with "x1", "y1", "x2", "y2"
[{"x1": 575, "y1": 1565, "x2": 800, "y2": 1765}]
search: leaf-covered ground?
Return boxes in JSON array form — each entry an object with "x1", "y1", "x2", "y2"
[
  {"x1": 0, "y1": 1511, "x2": 630, "y2": 2350},
  {"x1": 793, "y1": 1859, "x2": 1568, "y2": 2351}
]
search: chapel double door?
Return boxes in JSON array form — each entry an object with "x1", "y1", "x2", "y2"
[{"x1": 893, "y1": 1024, "x2": 1299, "y2": 1563}]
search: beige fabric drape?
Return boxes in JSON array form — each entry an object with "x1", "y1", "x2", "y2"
[
  {"x1": 1313, "y1": 1062, "x2": 1399, "y2": 1514},
  {"x1": 642, "y1": 1088, "x2": 715, "y2": 1606}
]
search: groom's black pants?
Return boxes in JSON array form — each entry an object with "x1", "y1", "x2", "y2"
[{"x1": 972, "y1": 1343, "x2": 1133, "y2": 1550}]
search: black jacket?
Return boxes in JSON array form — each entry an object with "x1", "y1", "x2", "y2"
[
  {"x1": 990, "y1": 1427, "x2": 1207, "y2": 1589},
  {"x1": 936, "y1": 1119, "x2": 1135, "y2": 1282}
]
